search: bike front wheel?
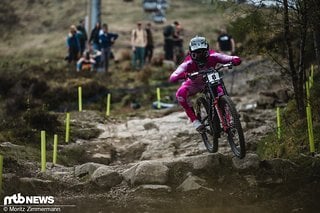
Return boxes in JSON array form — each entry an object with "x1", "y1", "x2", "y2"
[
  {"x1": 196, "y1": 97, "x2": 219, "y2": 153},
  {"x1": 219, "y1": 95, "x2": 246, "y2": 159}
]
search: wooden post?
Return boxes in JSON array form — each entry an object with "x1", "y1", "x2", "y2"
[
  {"x1": 78, "y1": 86, "x2": 82, "y2": 112},
  {"x1": 306, "y1": 81, "x2": 315, "y2": 154},
  {"x1": 0, "y1": 155, "x2": 3, "y2": 193},
  {"x1": 276, "y1": 107, "x2": 281, "y2": 139},
  {"x1": 53, "y1": 134, "x2": 58, "y2": 165},
  {"x1": 157, "y1": 88, "x2": 161, "y2": 109},
  {"x1": 65, "y1": 113, "x2": 70, "y2": 143},
  {"x1": 41, "y1": 131, "x2": 46, "y2": 172},
  {"x1": 106, "y1": 93, "x2": 111, "y2": 116}
]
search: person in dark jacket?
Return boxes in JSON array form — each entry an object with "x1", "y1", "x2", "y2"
[
  {"x1": 99, "y1": 23, "x2": 119, "y2": 72},
  {"x1": 66, "y1": 25, "x2": 81, "y2": 63},
  {"x1": 216, "y1": 28, "x2": 235, "y2": 55},
  {"x1": 144, "y1": 22, "x2": 154, "y2": 64},
  {"x1": 77, "y1": 19, "x2": 88, "y2": 41},
  {"x1": 89, "y1": 22, "x2": 101, "y2": 50},
  {"x1": 76, "y1": 19, "x2": 88, "y2": 54},
  {"x1": 76, "y1": 26, "x2": 86, "y2": 55}
]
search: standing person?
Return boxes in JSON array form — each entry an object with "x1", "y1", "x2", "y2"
[
  {"x1": 172, "y1": 21, "x2": 185, "y2": 65},
  {"x1": 89, "y1": 22, "x2": 101, "y2": 50},
  {"x1": 216, "y1": 28, "x2": 236, "y2": 55},
  {"x1": 144, "y1": 22, "x2": 154, "y2": 64},
  {"x1": 163, "y1": 22, "x2": 175, "y2": 61},
  {"x1": 66, "y1": 25, "x2": 81, "y2": 64},
  {"x1": 131, "y1": 22, "x2": 147, "y2": 70},
  {"x1": 169, "y1": 36, "x2": 241, "y2": 131},
  {"x1": 76, "y1": 26, "x2": 86, "y2": 55},
  {"x1": 99, "y1": 23, "x2": 119, "y2": 72},
  {"x1": 77, "y1": 19, "x2": 88, "y2": 51}
]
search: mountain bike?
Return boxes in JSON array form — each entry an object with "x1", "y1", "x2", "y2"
[{"x1": 189, "y1": 63, "x2": 246, "y2": 159}]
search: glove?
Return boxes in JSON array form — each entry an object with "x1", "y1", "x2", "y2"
[{"x1": 232, "y1": 57, "x2": 241, "y2": 66}]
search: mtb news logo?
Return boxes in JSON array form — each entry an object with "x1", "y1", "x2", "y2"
[{"x1": 3, "y1": 193, "x2": 55, "y2": 206}]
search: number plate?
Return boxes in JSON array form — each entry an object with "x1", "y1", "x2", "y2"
[{"x1": 207, "y1": 72, "x2": 220, "y2": 83}]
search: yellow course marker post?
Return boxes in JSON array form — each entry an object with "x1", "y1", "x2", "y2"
[
  {"x1": 78, "y1": 86, "x2": 82, "y2": 112},
  {"x1": 276, "y1": 107, "x2": 281, "y2": 140},
  {"x1": 309, "y1": 64, "x2": 314, "y2": 88},
  {"x1": 65, "y1": 113, "x2": 70, "y2": 143},
  {"x1": 106, "y1": 93, "x2": 111, "y2": 116},
  {"x1": 0, "y1": 155, "x2": 3, "y2": 193},
  {"x1": 41, "y1": 130, "x2": 46, "y2": 172},
  {"x1": 157, "y1": 87, "x2": 161, "y2": 109},
  {"x1": 306, "y1": 81, "x2": 315, "y2": 154},
  {"x1": 53, "y1": 134, "x2": 58, "y2": 165}
]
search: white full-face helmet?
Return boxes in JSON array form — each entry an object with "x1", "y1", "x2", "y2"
[{"x1": 189, "y1": 36, "x2": 209, "y2": 67}]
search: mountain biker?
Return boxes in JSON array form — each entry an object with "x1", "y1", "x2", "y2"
[{"x1": 169, "y1": 36, "x2": 241, "y2": 131}]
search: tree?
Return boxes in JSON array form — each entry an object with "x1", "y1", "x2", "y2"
[
  {"x1": 282, "y1": 0, "x2": 320, "y2": 117},
  {"x1": 309, "y1": 0, "x2": 320, "y2": 72},
  {"x1": 283, "y1": 0, "x2": 306, "y2": 117},
  {"x1": 225, "y1": 0, "x2": 319, "y2": 117}
]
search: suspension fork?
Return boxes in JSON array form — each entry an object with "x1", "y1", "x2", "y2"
[
  {"x1": 207, "y1": 84, "x2": 226, "y2": 132},
  {"x1": 213, "y1": 97, "x2": 228, "y2": 132}
]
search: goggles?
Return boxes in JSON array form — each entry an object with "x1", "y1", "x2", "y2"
[{"x1": 190, "y1": 50, "x2": 209, "y2": 61}]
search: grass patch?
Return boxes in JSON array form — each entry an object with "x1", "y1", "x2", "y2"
[{"x1": 257, "y1": 74, "x2": 320, "y2": 159}]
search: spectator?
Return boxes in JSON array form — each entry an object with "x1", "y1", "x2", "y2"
[
  {"x1": 163, "y1": 21, "x2": 178, "y2": 61},
  {"x1": 76, "y1": 26, "x2": 86, "y2": 55},
  {"x1": 76, "y1": 46, "x2": 101, "y2": 72},
  {"x1": 216, "y1": 28, "x2": 235, "y2": 55},
  {"x1": 77, "y1": 19, "x2": 88, "y2": 41},
  {"x1": 172, "y1": 21, "x2": 185, "y2": 65},
  {"x1": 89, "y1": 45, "x2": 102, "y2": 65},
  {"x1": 131, "y1": 22, "x2": 147, "y2": 70},
  {"x1": 76, "y1": 51, "x2": 96, "y2": 72},
  {"x1": 77, "y1": 19, "x2": 88, "y2": 50},
  {"x1": 99, "y1": 23, "x2": 119, "y2": 72},
  {"x1": 66, "y1": 25, "x2": 81, "y2": 63},
  {"x1": 89, "y1": 22, "x2": 101, "y2": 50},
  {"x1": 144, "y1": 22, "x2": 154, "y2": 64}
]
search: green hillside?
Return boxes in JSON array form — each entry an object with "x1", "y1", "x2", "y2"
[
  {"x1": 0, "y1": 0, "x2": 319, "y2": 160},
  {"x1": 0, "y1": 0, "x2": 236, "y2": 60}
]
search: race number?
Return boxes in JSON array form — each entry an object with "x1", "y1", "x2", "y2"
[{"x1": 207, "y1": 72, "x2": 220, "y2": 83}]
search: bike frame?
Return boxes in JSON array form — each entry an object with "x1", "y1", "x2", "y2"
[
  {"x1": 205, "y1": 79, "x2": 230, "y2": 133},
  {"x1": 196, "y1": 64, "x2": 232, "y2": 133},
  {"x1": 193, "y1": 63, "x2": 246, "y2": 158}
]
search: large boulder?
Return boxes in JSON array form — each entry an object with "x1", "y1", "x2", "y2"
[
  {"x1": 176, "y1": 174, "x2": 214, "y2": 192},
  {"x1": 232, "y1": 153, "x2": 260, "y2": 170},
  {"x1": 165, "y1": 153, "x2": 223, "y2": 174},
  {"x1": 122, "y1": 161, "x2": 169, "y2": 185},
  {"x1": 90, "y1": 166, "x2": 123, "y2": 188},
  {"x1": 178, "y1": 153, "x2": 222, "y2": 171},
  {"x1": 74, "y1": 162, "x2": 105, "y2": 178}
]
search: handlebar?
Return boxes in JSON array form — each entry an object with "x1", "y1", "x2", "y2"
[{"x1": 187, "y1": 63, "x2": 233, "y2": 79}]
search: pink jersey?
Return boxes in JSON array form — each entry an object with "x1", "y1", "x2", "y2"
[
  {"x1": 169, "y1": 50, "x2": 237, "y2": 84},
  {"x1": 169, "y1": 50, "x2": 241, "y2": 123}
]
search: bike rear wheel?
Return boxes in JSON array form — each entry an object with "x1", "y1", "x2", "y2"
[
  {"x1": 219, "y1": 95, "x2": 246, "y2": 159},
  {"x1": 196, "y1": 97, "x2": 219, "y2": 153}
]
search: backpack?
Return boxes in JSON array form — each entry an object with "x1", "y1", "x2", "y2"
[{"x1": 163, "y1": 25, "x2": 173, "y2": 37}]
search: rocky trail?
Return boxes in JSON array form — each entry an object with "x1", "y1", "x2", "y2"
[{"x1": 2, "y1": 59, "x2": 320, "y2": 213}]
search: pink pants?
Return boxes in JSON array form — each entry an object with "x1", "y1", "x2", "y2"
[{"x1": 176, "y1": 80, "x2": 223, "y2": 122}]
